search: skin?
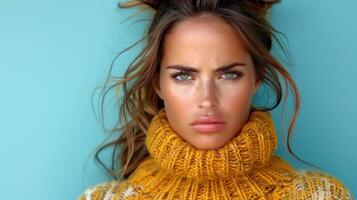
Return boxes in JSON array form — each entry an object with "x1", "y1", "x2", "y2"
[{"x1": 154, "y1": 13, "x2": 261, "y2": 150}]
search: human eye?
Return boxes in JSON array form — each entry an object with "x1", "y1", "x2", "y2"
[
  {"x1": 170, "y1": 70, "x2": 193, "y2": 82},
  {"x1": 220, "y1": 70, "x2": 244, "y2": 80}
]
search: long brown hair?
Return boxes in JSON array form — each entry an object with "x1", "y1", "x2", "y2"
[{"x1": 92, "y1": 0, "x2": 321, "y2": 181}]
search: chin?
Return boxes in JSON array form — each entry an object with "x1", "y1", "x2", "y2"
[{"x1": 190, "y1": 139, "x2": 227, "y2": 150}]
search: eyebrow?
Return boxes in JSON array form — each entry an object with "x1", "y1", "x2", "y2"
[{"x1": 165, "y1": 62, "x2": 246, "y2": 73}]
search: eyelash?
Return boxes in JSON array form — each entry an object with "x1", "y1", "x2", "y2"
[{"x1": 170, "y1": 70, "x2": 244, "y2": 82}]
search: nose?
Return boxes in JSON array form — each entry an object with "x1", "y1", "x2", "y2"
[{"x1": 198, "y1": 79, "x2": 219, "y2": 109}]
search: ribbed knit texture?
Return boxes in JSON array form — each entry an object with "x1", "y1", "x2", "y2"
[{"x1": 77, "y1": 108, "x2": 353, "y2": 200}]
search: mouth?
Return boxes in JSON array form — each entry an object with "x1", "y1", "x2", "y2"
[{"x1": 190, "y1": 122, "x2": 226, "y2": 133}]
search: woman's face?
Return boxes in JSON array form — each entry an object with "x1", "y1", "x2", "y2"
[{"x1": 154, "y1": 14, "x2": 261, "y2": 150}]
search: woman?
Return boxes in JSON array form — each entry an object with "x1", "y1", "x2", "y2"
[{"x1": 77, "y1": 0, "x2": 353, "y2": 199}]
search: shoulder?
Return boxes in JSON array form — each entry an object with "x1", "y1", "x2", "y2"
[
  {"x1": 278, "y1": 170, "x2": 353, "y2": 200},
  {"x1": 76, "y1": 180, "x2": 143, "y2": 200}
]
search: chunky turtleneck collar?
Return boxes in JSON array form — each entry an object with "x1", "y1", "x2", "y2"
[
  {"x1": 78, "y1": 108, "x2": 354, "y2": 200},
  {"x1": 145, "y1": 108, "x2": 278, "y2": 182},
  {"x1": 112, "y1": 107, "x2": 301, "y2": 199}
]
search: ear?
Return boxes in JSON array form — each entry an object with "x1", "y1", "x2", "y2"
[
  {"x1": 253, "y1": 79, "x2": 261, "y2": 95},
  {"x1": 152, "y1": 74, "x2": 163, "y2": 100}
]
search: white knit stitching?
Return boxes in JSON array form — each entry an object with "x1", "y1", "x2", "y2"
[
  {"x1": 319, "y1": 176, "x2": 331, "y2": 199},
  {"x1": 118, "y1": 184, "x2": 144, "y2": 200},
  {"x1": 103, "y1": 182, "x2": 116, "y2": 200},
  {"x1": 297, "y1": 171, "x2": 334, "y2": 200},
  {"x1": 83, "y1": 187, "x2": 96, "y2": 200},
  {"x1": 122, "y1": 186, "x2": 136, "y2": 197},
  {"x1": 83, "y1": 182, "x2": 111, "y2": 200}
]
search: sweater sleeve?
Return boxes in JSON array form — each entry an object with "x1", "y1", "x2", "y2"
[
  {"x1": 276, "y1": 170, "x2": 354, "y2": 200},
  {"x1": 76, "y1": 180, "x2": 141, "y2": 200}
]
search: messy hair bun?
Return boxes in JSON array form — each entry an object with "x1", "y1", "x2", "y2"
[{"x1": 118, "y1": 0, "x2": 281, "y2": 17}]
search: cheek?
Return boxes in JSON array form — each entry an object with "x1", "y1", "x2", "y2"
[
  {"x1": 219, "y1": 81, "x2": 255, "y2": 110},
  {"x1": 160, "y1": 79, "x2": 195, "y2": 135},
  {"x1": 160, "y1": 78, "x2": 195, "y2": 110}
]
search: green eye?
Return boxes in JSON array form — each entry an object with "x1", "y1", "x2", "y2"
[
  {"x1": 170, "y1": 70, "x2": 243, "y2": 82},
  {"x1": 171, "y1": 72, "x2": 192, "y2": 81},
  {"x1": 221, "y1": 71, "x2": 243, "y2": 80}
]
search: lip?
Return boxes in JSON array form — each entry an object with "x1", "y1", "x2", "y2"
[
  {"x1": 190, "y1": 116, "x2": 225, "y2": 125},
  {"x1": 190, "y1": 116, "x2": 226, "y2": 133}
]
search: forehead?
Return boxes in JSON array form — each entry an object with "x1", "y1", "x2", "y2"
[{"x1": 162, "y1": 13, "x2": 248, "y2": 55}]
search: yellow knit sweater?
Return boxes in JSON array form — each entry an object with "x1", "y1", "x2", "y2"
[{"x1": 77, "y1": 108, "x2": 353, "y2": 200}]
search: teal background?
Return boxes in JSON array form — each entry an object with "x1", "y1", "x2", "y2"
[{"x1": 0, "y1": 0, "x2": 355, "y2": 199}]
